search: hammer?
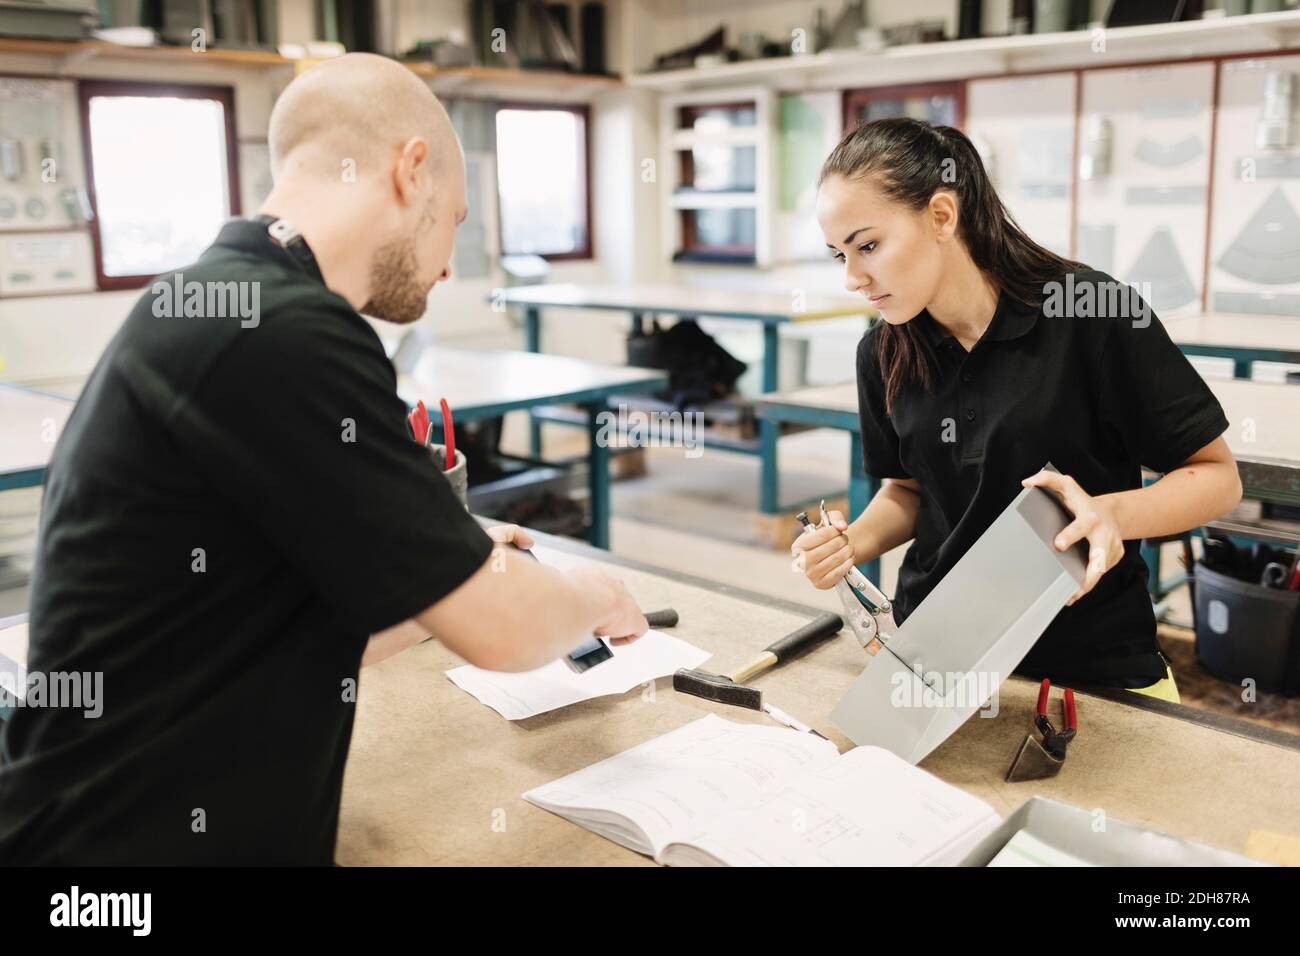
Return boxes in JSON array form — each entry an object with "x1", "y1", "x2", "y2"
[{"x1": 673, "y1": 612, "x2": 843, "y2": 729}]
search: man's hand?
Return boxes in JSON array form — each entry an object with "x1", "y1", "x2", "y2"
[
  {"x1": 1022, "y1": 470, "x2": 1124, "y2": 606},
  {"x1": 483, "y1": 523, "x2": 644, "y2": 642},
  {"x1": 486, "y1": 523, "x2": 534, "y2": 550},
  {"x1": 417, "y1": 524, "x2": 649, "y2": 671},
  {"x1": 569, "y1": 566, "x2": 648, "y2": 646}
]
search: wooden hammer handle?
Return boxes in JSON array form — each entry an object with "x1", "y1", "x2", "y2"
[{"x1": 727, "y1": 612, "x2": 844, "y2": 684}]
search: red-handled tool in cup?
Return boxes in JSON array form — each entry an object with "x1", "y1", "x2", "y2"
[
  {"x1": 406, "y1": 400, "x2": 431, "y2": 446},
  {"x1": 406, "y1": 398, "x2": 456, "y2": 473},
  {"x1": 1005, "y1": 678, "x2": 1078, "y2": 782},
  {"x1": 439, "y1": 398, "x2": 455, "y2": 472}
]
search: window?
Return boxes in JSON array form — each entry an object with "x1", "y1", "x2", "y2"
[
  {"x1": 671, "y1": 99, "x2": 763, "y2": 264},
  {"x1": 842, "y1": 82, "x2": 964, "y2": 133},
  {"x1": 495, "y1": 103, "x2": 590, "y2": 260},
  {"x1": 80, "y1": 81, "x2": 239, "y2": 289}
]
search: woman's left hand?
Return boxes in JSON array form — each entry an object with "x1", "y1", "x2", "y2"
[{"x1": 1021, "y1": 470, "x2": 1125, "y2": 606}]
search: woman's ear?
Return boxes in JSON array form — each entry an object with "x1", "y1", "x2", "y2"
[{"x1": 927, "y1": 190, "x2": 959, "y2": 242}]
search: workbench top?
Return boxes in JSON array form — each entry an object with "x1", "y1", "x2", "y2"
[
  {"x1": 758, "y1": 378, "x2": 1300, "y2": 471},
  {"x1": 0, "y1": 385, "x2": 74, "y2": 485},
  {"x1": 1165, "y1": 311, "x2": 1300, "y2": 353},
  {"x1": 496, "y1": 282, "x2": 873, "y2": 322},
  {"x1": 336, "y1": 530, "x2": 1300, "y2": 865},
  {"x1": 396, "y1": 346, "x2": 666, "y2": 420}
]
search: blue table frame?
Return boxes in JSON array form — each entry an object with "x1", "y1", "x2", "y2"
[
  {"x1": 497, "y1": 284, "x2": 871, "y2": 516},
  {"x1": 1166, "y1": 313, "x2": 1300, "y2": 380},
  {"x1": 397, "y1": 348, "x2": 666, "y2": 551},
  {"x1": 2, "y1": 354, "x2": 665, "y2": 553},
  {"x1": 754, "y1": 393, "x2": 881, "y2": 583},
  {"x1": 759, "y1": 373, "x2": 1300, "y2": 601},
  {"x1": 1178, "y1": 344, "x2": 1300, "y2": 380}
]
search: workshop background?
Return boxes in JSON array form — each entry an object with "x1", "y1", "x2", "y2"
[{"x1": 2, "y1": 1, "x2": 1299, "y2": 735}]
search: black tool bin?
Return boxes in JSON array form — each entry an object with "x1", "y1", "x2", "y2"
[{"x1": 1192, "y1": 560, "x2": 1300, "y2": 695}]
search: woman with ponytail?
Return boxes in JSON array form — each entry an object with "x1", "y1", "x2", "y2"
[{"x1": 793, "y1": 117, "x2": 1241, "y2": 699}]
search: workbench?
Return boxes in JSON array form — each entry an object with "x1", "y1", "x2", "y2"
[
  {"x1": 3, "y1": 531, "x2": 1295, "y2": 863},
  {"x1": 756, "y1": 377, "x2": 1300, "y2": 585},
  {"x1": 0, "y1": 384, "x2": 75, "y2": 492},
  {"x1": 494, "y1": 282, "x2": 872, "y2": 515},
  {"x1": 0, "y1": 347, "x2": 667, "y2": 551},
  {"x1": 332, "y1": 527, "x2": 1300, "y2": 865},
  {"x1": 1166, "y1": 312, "x2": 1300, "y2": 380},
  {"x1": 397, "y1": 346, "x2": 666, "y2": 549}
]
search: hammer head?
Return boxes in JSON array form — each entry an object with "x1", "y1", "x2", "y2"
[
  {"x1": 673, "y1": 668, "x2": 762, "y2": 710},
  {"x1": 1005, "y1": 733, "x2": 1066, "y2": 782}
]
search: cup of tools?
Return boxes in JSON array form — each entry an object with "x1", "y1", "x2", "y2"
[{"x1": 429, "y1": 444, "x2": 468, "y2": 510}]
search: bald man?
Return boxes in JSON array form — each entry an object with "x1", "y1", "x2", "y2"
[{"x1": 0, "y1": 54, "x2": 646, "y2": 865}]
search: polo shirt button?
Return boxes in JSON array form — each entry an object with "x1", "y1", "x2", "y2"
[{"x1": 965, "y1": 409, "x2": 976, "y2": 421}]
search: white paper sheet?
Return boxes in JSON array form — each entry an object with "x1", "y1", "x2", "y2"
[
  {"x1": 446, "y1": 629, "x2": 710, "y2": 720},
  {"x1": 987, "y1": 829, "x2": 1095, "y2": 867}
]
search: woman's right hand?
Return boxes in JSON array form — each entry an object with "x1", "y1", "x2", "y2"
[{"x1": 792, "y1": 510, "x2": 858, "y2": 589}]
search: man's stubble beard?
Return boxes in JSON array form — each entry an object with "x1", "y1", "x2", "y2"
[{"x1": 360, "y1": 197, "x2": 438, "y2": 325}]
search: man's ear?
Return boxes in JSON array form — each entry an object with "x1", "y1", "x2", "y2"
[
  {"x1": 392, "y1": 137, "x2": 430, "y2": 208},
  {"x1": 928, "y1": 190, "x2": 959, "y2": 242}
]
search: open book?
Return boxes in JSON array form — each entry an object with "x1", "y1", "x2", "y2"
[{"x1": 523, "y1": 714, "x2": 1001, "y2": 866}]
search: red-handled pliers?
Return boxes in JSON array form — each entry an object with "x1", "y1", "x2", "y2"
[
  {"x1": 1033, "y1": 678, "x2": 1078, "y2": 761},
  {"x1": 406, "y1": 400, "x2": 431, "y2": 446}
]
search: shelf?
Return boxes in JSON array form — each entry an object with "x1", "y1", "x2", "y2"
[
  {"x1": 408, "y1": 64, "x2": 621, "y2": 101},
  {"x1": 0, "y1": 36, "x2": 293, "y2": 69},
  {"x1": 0, "y1": 39, "x2": 622, "y2": 101},
  {"x1": 628, "y1": 10, "x2": 1300, "y2": 93},
  {"x1": 670, "y1": 189, "x2": 758, "y2": 209},
  {"x1": 669, "y1": 127, "x2": 758, "y2": 149}
]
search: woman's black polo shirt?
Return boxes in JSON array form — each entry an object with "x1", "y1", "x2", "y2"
[{"x1": 856, "y1": 268, "x2": 1229, "y2": 688}]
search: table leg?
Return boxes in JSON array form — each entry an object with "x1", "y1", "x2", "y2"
[
  {"x1": 761, "y1": 323, "x2": 779, "y2": 394},
  {"x1": 1140, "y1": 540, "x2": 1162, "y2": 598},
  {"x1": 586, "y1": 402, "x2": 611, "y2": 550},
  {"x1": 524, "y1": 306, "x2": 542, "y2": 457},
  {"x1": 759, "y1": 323, "x2": 781, "y2": 514}
]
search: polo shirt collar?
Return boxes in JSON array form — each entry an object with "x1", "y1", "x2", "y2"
[
  {"x1": 917, "y1": 287, "x2": 1039, "y2": 348},
  {"x1": 207, "y1": 216, "x2": 327, "y2": 286}
]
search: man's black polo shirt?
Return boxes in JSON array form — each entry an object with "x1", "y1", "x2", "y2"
[
  {"x1": 0, "y1": 218, "x2": 494, "y2": 864},
  {"x1": 856, "y1": 268, "x2": 1229, "y2": 688}
]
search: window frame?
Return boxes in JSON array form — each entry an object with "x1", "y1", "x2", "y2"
[
  {"x1": 841, "y1": 81, "x2": 966, "y2": 133},
  {"x1": 78, "y1": 79, "x2": 241, "y2": 291},
  {"x1": 670, "y1": 97, "x2": 761, "y2": 265},
  {"x1": 493, "y1": 100, "x2": 593, "y2": 262},
  {"x1": 676, "y1": 99, "x2": 757, "y2": 195}
]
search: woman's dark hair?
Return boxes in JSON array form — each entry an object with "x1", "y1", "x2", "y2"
[{"x1": 819, "y1": 117, "x2": 1083, "y2": 412}]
